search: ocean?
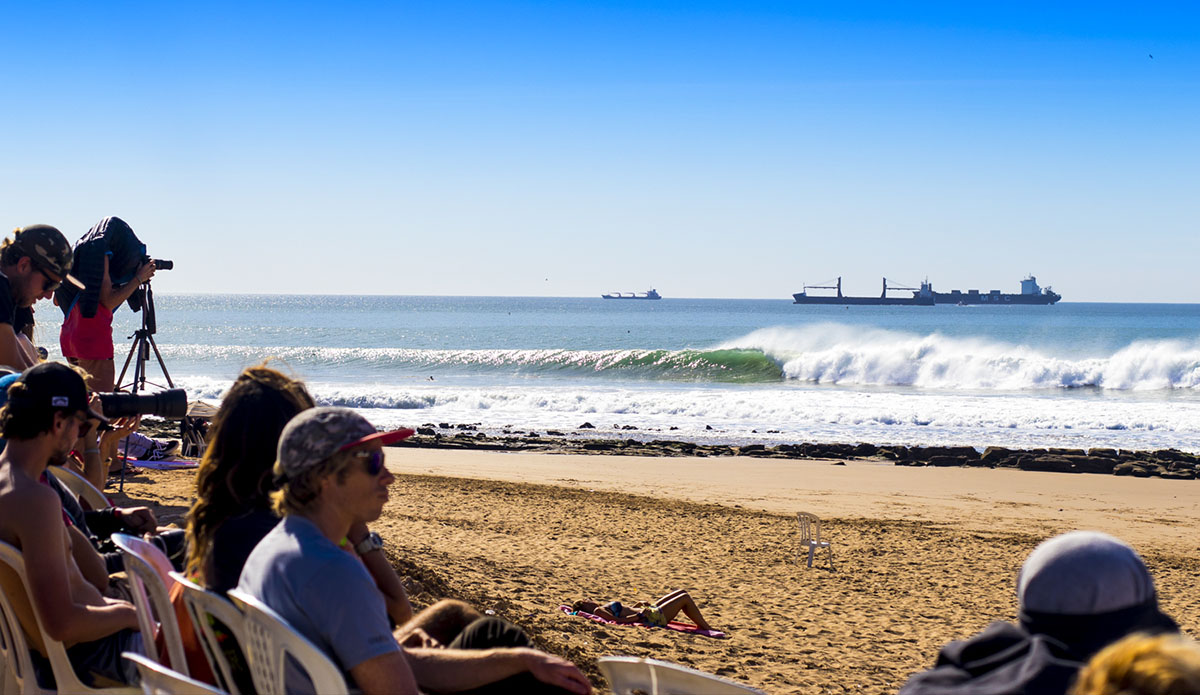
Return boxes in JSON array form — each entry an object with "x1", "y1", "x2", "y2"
[{"x1": 31, "y1": 295, "x2": 1200, "y2": 453}]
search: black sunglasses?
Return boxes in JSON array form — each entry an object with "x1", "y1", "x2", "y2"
[
  {"x1": 352, "y1": 449, "x2": 385, "y2": 476},
  {"x1": 36, "y1": 267, "x2": 62, "y2": 293}
]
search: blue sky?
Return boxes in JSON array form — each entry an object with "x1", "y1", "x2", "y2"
[{"x1": 1, "y1": 2, "x2": 1196, "y2": 300}]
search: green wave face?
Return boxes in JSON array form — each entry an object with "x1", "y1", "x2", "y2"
[
  {"x1": 160, "y1": 345, "x2": 785, "y2": 383},
  {"x1": 594, "y1": 348, "x2": 784, "y2": 382}
]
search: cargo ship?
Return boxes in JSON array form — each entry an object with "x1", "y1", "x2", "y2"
[
  {"x1": 792, "y1": 276, "x2": 1060, "y2": 306},
  {"x1": 602, "y1": 289, "x2": 661, "y2": 300}
]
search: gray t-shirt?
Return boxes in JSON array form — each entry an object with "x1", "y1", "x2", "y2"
[{"x1": 237, "y1": 515, "x2": 398, "y2": 689}]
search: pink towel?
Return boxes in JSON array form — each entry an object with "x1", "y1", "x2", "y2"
[{"x1": 559, "y1": 605, "x2": 726, "y2": 639}]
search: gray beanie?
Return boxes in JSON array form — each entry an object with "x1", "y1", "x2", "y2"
[{"x1": 1017, "y1": 531, "x2": 1155, "y2": 615}]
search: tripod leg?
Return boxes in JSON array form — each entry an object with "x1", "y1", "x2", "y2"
[
  {"x1": 144, "y1": 334, "x2": 176, "y2": 388},
  {"x1": 115, "y1": 337, "x2": 139, "y2": 392}
]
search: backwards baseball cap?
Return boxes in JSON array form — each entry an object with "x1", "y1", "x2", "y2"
[
  {"x1": 275, "y1": 406, "x2": 413, "y2": 481},
  {"x1": 11, "y1": 225, "x2": 85, "y2": 289},
  {"x1": 4, "y1": 362, "x2": 107, "y2": 422}
]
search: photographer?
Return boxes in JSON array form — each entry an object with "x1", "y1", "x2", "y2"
[
  {"x1": 57, "y1": 217, "x2": 155, "y2": 395},
  {"x1": 0, "y1": 224, "x2": 82, "y2": 370},
  {"x1": 56, "y1": 217, "x2": 174, "y2": 468}
]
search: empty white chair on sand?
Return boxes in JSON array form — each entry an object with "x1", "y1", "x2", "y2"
[
  {"x1": 797, "y1": 512, "x2": 834, "y2": 569},
  {"x1": 47, "y1": 464, "x2": 111, "y2": 510},
  {"x1": 111, "y1": 534, "x2": 188, "y2": 676},
  {"x1": 171, "y1": 573, "x2": 247, "y2": 695},
  {"x1": 226, "y1": 589, "x2": 348, "y2": 695},
  {"x1": 121, "y1": 652, "x2": 228, "y2": 695},
  {"x1": 0, "y1": 540, "x2": 138, "y2": 694},
  {"x1": 598, "y1": 655, "x2": 767, "y2": 695}
]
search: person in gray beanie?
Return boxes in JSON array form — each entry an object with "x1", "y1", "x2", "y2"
[{"x1": 899, "y1": 531, "x2": 1179, "y2": 695}]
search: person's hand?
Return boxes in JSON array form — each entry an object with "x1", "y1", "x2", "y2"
[
  {"x1": 136, "y1": 259, "x2": 156, "y2": 284},
  {"x1": 520, "y1": 649, "x2": 592, "y2": 694},
  {"x1": 347, "y1": 521, "x2": 370, "y2": 546},
  {"x1": 104, "y1": 599, "x2": 141, "y2": 630},
  {"x1": 117, "y1": 506, "x2": 158, "y2": 534},
  {"x1": 78, "y1": 395, "x2": 104, "y2": 441},
  {"x1": 100, "y1": 416, "x2": 140, "y2": 447},
  {"x1": 399, "y1": 627, "x2": 441, "y2": 649}
]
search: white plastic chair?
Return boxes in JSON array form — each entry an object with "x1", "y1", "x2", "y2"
[
  {"x1": 47, "y1": 465, "x2": 112, "y2": 510},
  {"x1": 226, "y1": 589, "x2": 349, "y2": 695},
  {"x1": 111, "y1": 534, "x2": 188, "y2": 676},
  {"x1": 170, "y1": 573, "x2": 247, "y2": 695},
  {"x1": 797, "y1": 512, "x2": 834, "y2": 569},
  {"x1": 598, "y1": 655, "x2": 767, "y2": 694},
  {"x1": 0, "y1": 540, "x2": 138, "y2": 694},
  {"x1": 121, "y1": 652, "x2": 228, "y2": 695},
  {"x1": 0, "y1": 567, "x2": 53, "y2": 695}
]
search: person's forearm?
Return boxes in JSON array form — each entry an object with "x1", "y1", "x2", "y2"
[
  {"x1": 0, "y1": 329, "x2": 33, "y2": 370},
  {"x1": 101, "y1": 280, "x2": 142, "y2": 311},
  {"x1": 404, "y1": 647, "x2": 529, "y2": 691},
  {"x1": 360, "y1": 550, "x2": 414, "y2": 626},
  {"x1": 53, "y1": 602, "x2": 138, "y2": 645},
  {"x1": 15, "y1": 333, "x2": 38, "y2": 365}
]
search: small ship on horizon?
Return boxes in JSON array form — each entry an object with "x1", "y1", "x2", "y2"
[
  {"x1": 602, "y1": 288, "x2": 661, "y2": 300},
  {"x1": 792, "y1": 276, "x2": 1061, "y2": 306}
]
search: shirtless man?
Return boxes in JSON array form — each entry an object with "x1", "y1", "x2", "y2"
[{"x1": 0, "y1": 361, "x2": 141, "y2": 687}]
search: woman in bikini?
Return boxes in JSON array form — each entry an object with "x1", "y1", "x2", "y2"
[{"x1": 572, "y1": 589, "x2": 713, "y2": 630}]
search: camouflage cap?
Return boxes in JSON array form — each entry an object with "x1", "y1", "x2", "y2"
[
  {"x1": 275, "y1": 406, "x2": 414, "y2": 481},
  {"x1": 11, "y1": 225, "x2": 85, "y2": 289}
]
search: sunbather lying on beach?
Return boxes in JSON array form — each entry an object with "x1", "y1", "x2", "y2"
[{"x1": 572, "y1": 589, "x2": 713, "y2": 630}]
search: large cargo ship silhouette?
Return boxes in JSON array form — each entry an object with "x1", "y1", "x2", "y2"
[{"x1": 792, "y1": 276, "x2": 1060, "y2": 305}]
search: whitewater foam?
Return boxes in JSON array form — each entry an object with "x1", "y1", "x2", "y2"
[{"x1": 719, "y1": 325, "x2": 1200, "y2": 391}]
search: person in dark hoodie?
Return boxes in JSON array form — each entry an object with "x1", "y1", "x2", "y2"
[{"x1": 899, "y1": 531, "x2": 1179, "y2": 695}]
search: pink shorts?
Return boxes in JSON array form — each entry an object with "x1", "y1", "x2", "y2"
[{"x1": 60, "y1": 303, "x2": 115, "y2": 361}]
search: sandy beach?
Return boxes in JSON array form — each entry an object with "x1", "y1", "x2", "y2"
[{"x1": 115, "y1": 450, "x2": 1200, "y2": 694}]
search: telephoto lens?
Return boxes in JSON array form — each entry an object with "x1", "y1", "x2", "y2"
[
  {"x1": 96, "y1": 388, "x2": 187, "y2": 419},
  {"x1": 152, "y1": 259, "x2": 174, "y2": 270}
]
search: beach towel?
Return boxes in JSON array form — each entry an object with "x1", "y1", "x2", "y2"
[
  {"x1": 559, "y1": 605, "x2": 726, "y2": 639},
  {"x1": 112, "y1": 456, "x2": 199, "y2": 471},
  {"x1": 130, "y1": 458, "x2": 199, "y2": 470}
]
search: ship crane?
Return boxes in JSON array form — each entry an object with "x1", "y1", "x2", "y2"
[
  {"x1": 802, "y1": 277, "x2": 843, "y2": 297},
  {"x1": 881, "y1": 277, "x2": 920, "y2": 298}
]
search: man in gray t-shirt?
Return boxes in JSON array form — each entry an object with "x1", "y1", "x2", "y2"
[{"x1": 238, "y1": 407, "x2": 591, "y2": 695}]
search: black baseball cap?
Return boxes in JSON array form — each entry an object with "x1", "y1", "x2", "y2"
[{"x1": 7, "y1": 362, "x2": 108, "y2": 423}]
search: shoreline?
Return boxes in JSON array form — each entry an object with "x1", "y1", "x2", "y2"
[{"x1": 392, "y1": 422, "x2": 1200, "y2": 480}]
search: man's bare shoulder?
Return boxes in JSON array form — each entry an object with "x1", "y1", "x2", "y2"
[{"x1": 0, "y1": 462, "x2": 60, "y2": 546}]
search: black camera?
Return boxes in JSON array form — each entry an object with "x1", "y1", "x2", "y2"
[
  {"x1": 97, "y1": 388, "x2": 188, "y2": 419},
  {"x1": 145, "y1": 256, "x2": 174, "y2": 271}
]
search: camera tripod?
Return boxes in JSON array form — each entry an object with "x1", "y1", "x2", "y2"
[{"x1": 113, "y1": 281, "x2": 199, "y2": 491}]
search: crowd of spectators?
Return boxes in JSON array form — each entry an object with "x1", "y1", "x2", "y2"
[{"x1": 0, "y1": 223, "x2": 1196, "y2": 695}]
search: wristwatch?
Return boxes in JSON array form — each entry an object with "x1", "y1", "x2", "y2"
[{"x1": 353, "y1": 532, "x2": 384, "y2": 556}]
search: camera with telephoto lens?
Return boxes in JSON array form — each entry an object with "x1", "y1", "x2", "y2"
[
  {"x1": 96, "y1": 388, "x2": 188, "y2": 419},
  {"x1": 145, "y1": 256, "x2": 174, "y2": 271}
]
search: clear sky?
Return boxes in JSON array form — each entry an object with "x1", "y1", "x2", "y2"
[{"x1": 1, "y1": 1, "x2": 1196, "y2": 301}]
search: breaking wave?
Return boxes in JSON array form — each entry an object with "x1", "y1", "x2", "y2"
[
  {"x1": 721, "y1": 325, "x2": 1200, "y2": 391},
  {"x1": 156, "y1": 324, "x2": 1200, "y2": 391}
]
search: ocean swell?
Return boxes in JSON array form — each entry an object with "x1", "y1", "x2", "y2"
[{"x1": 156, "y1": 344, "x2": 782, "y2": 383}]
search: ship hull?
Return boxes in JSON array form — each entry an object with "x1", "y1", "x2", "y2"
[
  {"x1": 933, "y1": 292, "x2": 1060, "y2": 305},
  {"x1": 792, "y1": 294, "x2": 934, "y2": 306}
]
